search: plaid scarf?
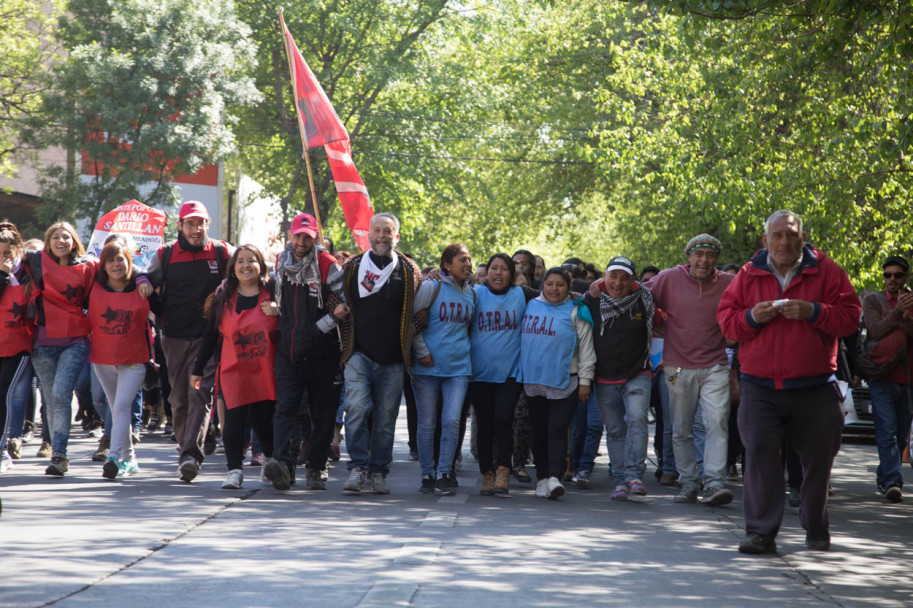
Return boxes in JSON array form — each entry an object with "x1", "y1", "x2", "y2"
[
  {"x1": 275, "y1": 242, "x2": 327, "y2": 308},
  {"x1": 598, "y1": 282, "x2": 654, "y2": 344}
]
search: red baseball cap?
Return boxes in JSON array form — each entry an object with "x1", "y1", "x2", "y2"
[
  {"x1": 290, "y1": 213, "x2": 319, "y2": 238},
  {"x1": 179, "y1": 201, "x2": 209, "y2": 221}
]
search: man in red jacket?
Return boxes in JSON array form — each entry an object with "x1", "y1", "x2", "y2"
[{"x1": 718, "y1": 210, "x2": 860, "y2": 555}]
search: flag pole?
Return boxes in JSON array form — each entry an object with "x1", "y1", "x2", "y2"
[{"x1": 278, "y1": 7, "x2": 328, "y2": 250}]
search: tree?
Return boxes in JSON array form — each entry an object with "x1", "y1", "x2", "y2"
[
  {"x1": 0, "y1": 0, "x2": 61, "y2": 181},
  {"x1": 32, "y1": 0, "x2": 260, "y2": 230}
]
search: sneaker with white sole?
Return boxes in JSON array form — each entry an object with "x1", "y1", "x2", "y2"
[
  {"x1": 179, "y1": 459, "x2": 199, "y2": 483},
  {"x1": 572, "y1": 468, "x2": 591, "y2": 489},
  {"x1": 119, "y1": 458, "x2": 140, "y2": 477},
  {"x1": 628, "y1": 479, "x2": 647, "y2": 496},
  {"x1": 1, "y1": 453, "x2": 13, "y2": 473},
  {"x1": 535, "y1": 478, "x2": 549, "y2": 498},
  {"x1": 673, "y1": 485, "x2": 699, "y2": 504},
  {"x1": 700, "y1": 486, "x2": 733, "y2": 506},
  {"x1": 546, "y1": 476, "x2": 565, "y2": 500},
  {"x1": 306, "y1": 467, "x2": 328, "y2": 491},
  {"x1": 611, "y1": 484, "x2": 630, "y2": 501},
  {"x1": 367, "y1": 472, "x2": 390, "y2": 494},
  {"x1": 343, "y1": 468, "x2": 367, "y2": 492},
  {"x1": 221, "y1": 469, "x2": 244, "y2": 489}
]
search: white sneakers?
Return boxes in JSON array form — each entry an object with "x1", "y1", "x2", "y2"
[
  {"x1": 221, "y1": 468, "x2": 243, "y2": 489},
  {"x1": 546, "y1": 477, "x2": 565, "y2": 500},
  {"x1": 536, "y1": 477, "x2": 566, "y2": 499}
]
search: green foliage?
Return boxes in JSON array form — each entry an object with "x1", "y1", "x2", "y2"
[
  {"x1": 0, "y1": 0, "x2": 61, "y2": 180},
  {"x1": 32, "y1": 0, "x2": 260, "y2": 230},
  {"x1": 591, "y1": 1, "x2": 913, "y2": 288},
  {"x1": 26, "y1": 0, "x2": 911, "y2": 288}
]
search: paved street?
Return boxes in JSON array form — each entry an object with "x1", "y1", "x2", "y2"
[{"x1": 1, "y1": 412, "x2": 911, "y2": 608}]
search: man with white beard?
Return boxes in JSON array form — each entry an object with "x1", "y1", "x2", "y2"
[{"x1": 337, "y1": 213, "x2": 422, "y2": 493}]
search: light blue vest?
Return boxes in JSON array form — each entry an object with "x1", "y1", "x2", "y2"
[
  {"x1": 470, "y1": 286, "x2": 526, "y2": 382},
  {"x1": 518, "y1": 298, "x2": 577, "y2": 389},
  {"x1": 412, "y1": 280, "x2": 474, "y2": 377}
]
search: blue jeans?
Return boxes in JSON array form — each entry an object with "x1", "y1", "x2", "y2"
[
  {"x1": 596, "y1": 374, "x2": 652, "y2": 486},
  {"x1": 343, "y1": 352, "x2": 405, "y2": 475},
  {"x1": 3, "y1": 356, "x2": 32, "y2": 443},
  {"x1": 412, "y1": 374, "x2": 469, "y2": 477},
  {"x1": 31, "y1": 341, "x2": 90, "y2": 456},
  {"x1": 867, "y1": 380, "x2": 913, "y2": 491},
  {"x1": 654, "y1": 369, "x2": 676, "y2": 475},
  {"x1": 571, "y1": 390, "x2": 602, "y2": 473}
]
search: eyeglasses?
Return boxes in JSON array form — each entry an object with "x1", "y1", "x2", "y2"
[{"x1": 883, "y1": 272, "x2": 907, "y2": 279}]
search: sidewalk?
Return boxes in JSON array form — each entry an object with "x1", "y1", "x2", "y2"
[{"x1": 1, "y1": 414, "x2": 911, "y2": 607}]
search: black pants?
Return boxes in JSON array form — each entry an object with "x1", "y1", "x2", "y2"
[
  {"x1": 273, "y1": 352, "x2": 341, "y2": 472},
  {"x1": 739, "y1": 381, "x2": 843, "y2": 540},
  {"x1": 471, "y1": 379, "x2": 520, "y2": 473},
  {"x1": 526, "y1": 391, "x2": 577, "y2": 480},
  {"x1": 224, "y1": 400, "x2": 274, "y2": 470},
  {"x1": 404, "y1": 370, "x2": 417, "y2": 451}
]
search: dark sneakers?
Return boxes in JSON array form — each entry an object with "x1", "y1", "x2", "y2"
[
  {"x1": 435, "y1": 475, "x2": 456, "y2": 496},
  {"x1": 264, "y1": 459, "x2": 291, "y2": 490},
  {"x1": 102, "y1": 457, "x2": 119, "y2": 480},
  {"x1": 738, "y1": 533, "x2": 777, "y2": 555},
  {"x1": 806, "y1": 533, "x2": 831, "y2": 551},
  {"x1": 178, "y1": 459, "x2": 200, "y2": 483},
  {"x1": 885, "y1": 486, "x2": 903, "y2": 503},
  {"x1": 419, "y1": 476, "x2": 435, "y2": 494},
  {"x1": 45, "y1": 455, "x2": 69, "y2": 477}
]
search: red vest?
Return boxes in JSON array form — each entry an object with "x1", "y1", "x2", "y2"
[
  {"x1": 88, "y1": 286, "x2": 151, "y2": 365},
  {"x1": 40, "y1": 251, "x2": 95, "y2": 338},
  {"x1": 217, "y1": 289, "x2": 278, "y2": 409},
  {"x1": 0, "y1": 283, "x2": 33, "y2": 356}
]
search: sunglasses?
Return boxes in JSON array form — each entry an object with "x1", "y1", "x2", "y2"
[{"x1": 883, "y1": 272, "x2": 907, "y2": 279}]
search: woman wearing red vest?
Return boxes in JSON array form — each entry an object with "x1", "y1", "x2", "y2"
[
  {"x1": 89, "y1": 241, "x2": 152, "y2": 479},
  {"x1": 0, "y1": 222, "x2": 33, "y2": 474},
  {"x1": 192, "y1": 244, "x2": 278, "y2": 490},
  {"x1": 26, "y1": 222, "x2": 152, "y2": 476}
]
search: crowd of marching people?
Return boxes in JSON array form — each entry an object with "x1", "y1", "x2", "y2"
[{"x1": 0, "y1": 204, "x2": 908, "y2": 554}]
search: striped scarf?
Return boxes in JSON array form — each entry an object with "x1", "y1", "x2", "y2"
[{"x1": 598, "y1": 283, "x2": 654, "y2": 344}]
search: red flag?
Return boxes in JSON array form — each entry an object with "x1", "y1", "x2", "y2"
[
  {"x1": 281, "y1": 20, "x2": 348, "y2": 148},
  {"x1": 280, "y1": 11, "x2": 374, "y2": 251},
  {"x1": 325, "y1": 140, "x2": 372, "y2": 251}
]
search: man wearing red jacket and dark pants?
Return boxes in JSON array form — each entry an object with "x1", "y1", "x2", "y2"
[{"x1": 718, "y1": 210, "x2": 860, "y2": 555}]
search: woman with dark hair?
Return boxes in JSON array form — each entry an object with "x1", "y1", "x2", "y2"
[
  {"x1": 0, "y1": 222, "x2": 32, "y2": 473},
  {"x1": 412, "y1": 243, "x2": 475, "y2": 495},
  {"x1": 518, "y1": 267, "x2": 595, "y2": 499},
  {"x1": 25, "y1": 221, "x2": 152, "y2": 475},
  {"x1": 192, "y1": 244, "x2": 278, "y2": 489},
  {"x1": 470, "y1": 253, "x2": 537, "y2": 494},
  {"x1": 89, "y1": 240, "x2": 152, "y2": 479}
]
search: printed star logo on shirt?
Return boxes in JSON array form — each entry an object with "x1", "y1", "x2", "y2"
[
  {"x1": 101, "y1": 306, "x2": 122, "y2": 323},
  {"x1": 61, "y1": 284, "x2": 84, "y2": 300},
  {"x1": 234, "y1": 331, "x2": 253, "y2": 349},
  {"x1": 9, "y1": 301, "x2": 25, "y2": 318}
]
